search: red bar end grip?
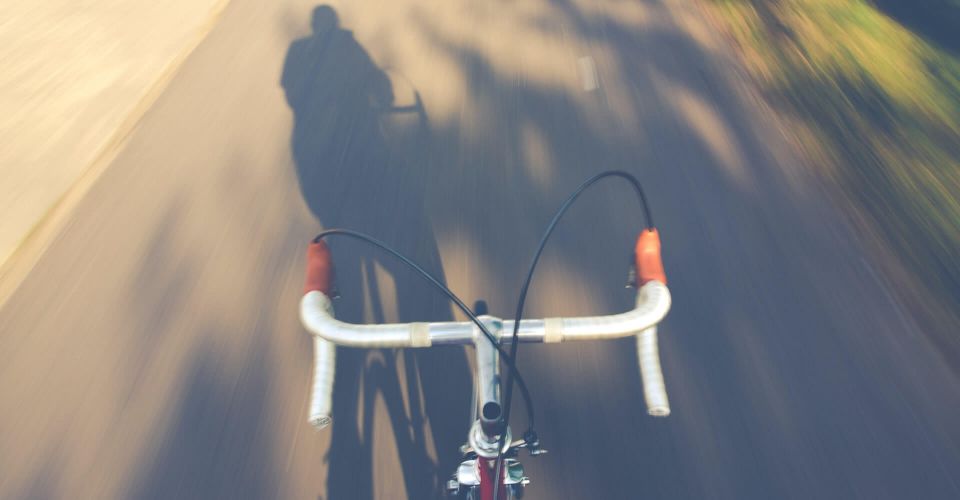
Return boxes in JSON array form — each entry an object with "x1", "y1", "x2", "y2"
[
  {"x1": 635, "y1": 229, "x2": 666, "y2": 285},
  {"x1": 304, "y1": 240, "x2": 334, "y2": 295}
]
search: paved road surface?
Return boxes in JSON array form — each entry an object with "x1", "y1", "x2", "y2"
[{"x1": 2, "y1": 0, "x2": 959, "y2": 498}]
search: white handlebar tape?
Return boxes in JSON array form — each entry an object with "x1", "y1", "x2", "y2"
[
  {"x1": 637, "y1": 326, "x2": 670, "y2": 416},
  {"x1": 309, "y1": 335, "x2": 336, "y2": 429}
]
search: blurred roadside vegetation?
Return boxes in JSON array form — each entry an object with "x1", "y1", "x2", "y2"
[{"x1": 709, "y1": 0, "x2": 960, "y2": 350}]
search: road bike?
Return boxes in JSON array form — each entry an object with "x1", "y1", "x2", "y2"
[{"x1": 299, "y1": 171, "x2": 672, "y2": 499}]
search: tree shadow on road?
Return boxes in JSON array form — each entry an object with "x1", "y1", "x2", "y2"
[{"x1": 129, "y1": 340, "x2": 280, "y2": 500}]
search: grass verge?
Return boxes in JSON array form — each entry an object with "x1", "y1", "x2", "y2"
[{"x1": 708, "y1": 0, "x2": 960, "y2": 355}]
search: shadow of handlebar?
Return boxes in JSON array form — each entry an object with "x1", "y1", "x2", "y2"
[{"x1": 375, "y1": 92, "x2": 425, "y2": 116}]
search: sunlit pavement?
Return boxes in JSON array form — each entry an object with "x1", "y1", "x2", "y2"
[
  {"x1": 1, "y1": 0, "x2": 958, "y2": 498},
  {"x1": 0, "y1": 0, "x2": 226, "y2": 268}
]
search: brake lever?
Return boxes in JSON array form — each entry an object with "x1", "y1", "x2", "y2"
[{"x1": 522, "y1": 430, "x2": 548, "y2": 456}]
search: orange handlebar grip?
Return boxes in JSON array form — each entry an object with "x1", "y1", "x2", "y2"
[
  {"x1": 304, "y1": 240, "x2": 334, "y2": 295},
  {"x1": 635, "y1": 229, "x2": 666, "y2": 285}
]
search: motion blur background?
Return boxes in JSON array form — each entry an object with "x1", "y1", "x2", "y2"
[{"x1": 1, "y1": 0, "x2": 958, "y2": 498}]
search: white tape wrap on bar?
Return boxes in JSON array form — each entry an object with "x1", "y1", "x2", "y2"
[
  {"x1": 543, "y1": 317, "x2": 563, "y2": 343},
  {"x1": 309, "y1": 335, "x2": 336, "y2": 429},
  {"x1": 637, "y1": 326, "x2": 670, "y2": 416},
  {"x1": 556, "y1": 281, "x2": 671, "y2": 341},
  {"x1": 301, "y1": 291, "x2": 416, "y2": 347},
  {"x1": 411, "y1": 323, "x2": 431, "y2": 347}
]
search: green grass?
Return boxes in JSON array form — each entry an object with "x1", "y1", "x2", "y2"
[{"x1": 711, "y1": 0, "x2": 960, "y2": 339}]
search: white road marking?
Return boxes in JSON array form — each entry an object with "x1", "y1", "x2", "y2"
[{"x1": 578, "y1": 56, "x2": 599, "y2": 92}]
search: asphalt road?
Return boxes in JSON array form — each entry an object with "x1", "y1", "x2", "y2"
[{"x1": 2, "y1": 0, "x2": 959, "y2": 498}]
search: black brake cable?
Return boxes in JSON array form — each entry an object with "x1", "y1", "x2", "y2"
[
  {"x1": 492, "y1": 170, "x2": 654, "y2": 500},
  {"x1": 311, "y1": 229, "x2": 536, "y2": 430}
]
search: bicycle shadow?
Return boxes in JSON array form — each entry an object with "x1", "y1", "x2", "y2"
[{"x1": 281, "y1": 5, "x2": 471, "y2": 499}]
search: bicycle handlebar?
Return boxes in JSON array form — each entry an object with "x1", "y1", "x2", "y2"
[
  {"x1": 301, "y1": 229, "x2": 672, "y2": 428},
  {"x1": 300, "y1": 281, "x2": 670, "y2": 347}
]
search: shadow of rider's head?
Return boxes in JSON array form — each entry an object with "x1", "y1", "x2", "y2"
[{"x1": 312, "y1": 5, "x2": 338, "y2": 35}]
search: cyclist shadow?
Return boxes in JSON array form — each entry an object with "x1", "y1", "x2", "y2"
[{"x1": 282, "y1": 5, "x2": 471, "y2": 499}]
